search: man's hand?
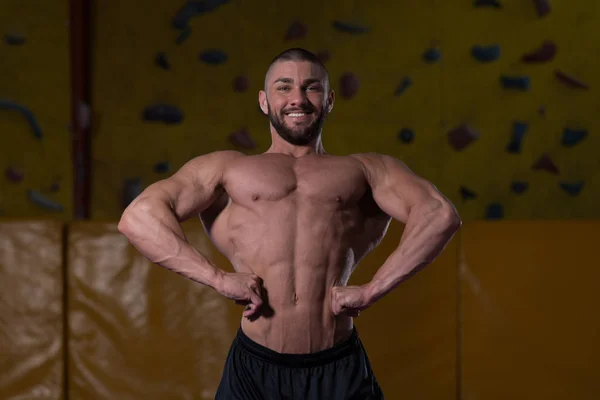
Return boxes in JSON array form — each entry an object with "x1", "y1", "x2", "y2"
[
  {"x1": 331, "y1": 285, "x2": 374, "y2": 318},
  {"x1": 216, "y1": 272, "x2": 265, "y2": 318}
]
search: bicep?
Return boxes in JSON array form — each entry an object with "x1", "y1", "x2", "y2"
[
  {"x1": 134, "y1": 151, "x2": 240, "y2": 222},
  {"x1": 358, "y1": 154, "x2": 443, "y2": 223}
]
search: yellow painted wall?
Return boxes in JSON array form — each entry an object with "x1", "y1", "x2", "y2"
[
  {"x1": 0, "y1": 1, "x2": 72, "y2": 219},
  {"x1": 89, "y1": 0, "x2": 599, "y2": 221}
]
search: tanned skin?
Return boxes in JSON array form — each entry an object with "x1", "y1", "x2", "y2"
[{"x1": 118, "y1": 59, "x2": 461, "y2": 353}]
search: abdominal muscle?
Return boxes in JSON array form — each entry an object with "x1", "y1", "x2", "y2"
[
  {"x1": 239, "y1": 262, "x2": 354, "y2": 354},
  {"x1": 211, "y1": 202, "x2": 357, "y2": 354}
]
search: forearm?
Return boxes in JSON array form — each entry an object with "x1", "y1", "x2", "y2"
[
  {"x1": 367, "y1": 200, "x2": 461, "y2": 302},
  {"x1": 118, "y1": 199, "x2": 223, "y2": 290}
]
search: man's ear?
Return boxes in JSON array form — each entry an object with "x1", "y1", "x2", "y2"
[
  {"x1": 327, "y1": 89, "x2": 335, "y2": 113},
  {"x1": 258, "y1": 90, "x2": 268, "y2": 115}
]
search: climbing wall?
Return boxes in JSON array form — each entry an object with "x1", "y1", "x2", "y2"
[
  {"x1": 0, "y1": 0, "x2": 72, "y2": 220},
  {"x1": 90, "y1": 0, "x2": 598, "y2": 221}
]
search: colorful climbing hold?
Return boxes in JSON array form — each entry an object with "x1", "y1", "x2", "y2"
[
  {"x1": 155, "y1": 52, "x2": 170, "y2": 70},
  {"x1": 448, "y1": 124, "x2": 480, "y2": 151},
  {"x1": 500, "y1": 76, "x2": 530, "y2": 90},
  {"x1": 460, "y1": 186, "x2": 477, "y2": 201},
  {"x1": 332, "y1": 20, "x2": 370, "y2": 34},
  {"x1": 0, "y1": 100, "x2": 43, "y2": 139},
  {"x1": 397, "y1": 128, "x2": 414, "y2": 144},
  {"x1": 559, "y1": 181, "x2": 584, "y2": 196},
  {"x1": 555, "y1": 70, "x2": 589, "y2": 89},
  {"x1": 5, "y1": 166, "x2": 24, "y2": 183},
  {"x1": 285, "y1": 21, "x2": 307, "y2": 41},
  {"x1": 511, "y1": 181, "x2": 528, "y2": 194},
  {"x1": 143, "y1": 104, "x2": 184, "y2": 124},
  {"x1": 471, "y1": 45, "x2": 501, "y2": 62},
  {"x1": 486, "y1": 203, "x2": 504, "y2": 220},
  {"x1": 172, "y1": 0, "x2": 229, "y2": 29},
  {"x1": 506, "y1": 121, "x2": 528, "y2": 153},
  {"x1": 229, "y1": 127, "x2": 256, "y2": 150},
  {"x1": 154, "y1": 161, "x2": 170, "y2": 174},
  {"x1": 232, "y1": 75, "x2": 250, "y2": 93},
  {"x1": 27, "y1": 189, "x2": 64, "y2": 212},
  {"x1": 474, "y1": 0, "x2": 502, "y2": 7},
  {"x1": 395, "y1": 77, "x2": 412, "y2": 96},
  {"x1": 561, "y1": 128, "x2": 587, "y2": 147},
  {"x1": 532, "y1": 153, "x2": 559, "y2": 175},
  {"x1": 521, "y1": 40, "x2": 557, "y2": 63},
  {"x1": 176, "y1": 26, "x2": 192, "y2": 44},
  {"x1": 339, "y1": 72, "x2": 359, "y2": 99},
  {"x1": 4, "y1": 33, "x2": 26, "y2": 45},
  {"x1": 532, "y1": 0, "x2": 551, "y2": 17},
  {"x1": 423, "y1": 48, "x2": 441, "y2": 63},
  {"x1": 199, "y1": 49, "x2": 228, "y2": 65}
]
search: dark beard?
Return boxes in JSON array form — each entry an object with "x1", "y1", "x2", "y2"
[{"x1": 267, "y1": 103, "x2": 327, "y2": 146}]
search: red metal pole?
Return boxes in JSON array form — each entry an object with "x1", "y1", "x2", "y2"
[{"x1": 69, "y1": 0, "x2": 91, "y2": 219}]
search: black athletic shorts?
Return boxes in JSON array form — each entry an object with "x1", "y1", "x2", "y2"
[{"x1": 214, "y1": 326, "x2": 384, "y2": 400}]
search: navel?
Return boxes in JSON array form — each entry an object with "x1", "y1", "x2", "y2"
[
  {"x1": 336, "y1": 196, "x2": 342, "y2": 203},
  {"x1": 292, "y1": 292, "x2": 299, "y2": 305},
  {"x1": 251, "y1": 193, "x2": 260, "y2": 201}
]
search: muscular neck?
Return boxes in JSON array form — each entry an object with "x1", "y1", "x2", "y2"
[{"x1": 267, "y1": 131, "x2": 327, "y2": 157}]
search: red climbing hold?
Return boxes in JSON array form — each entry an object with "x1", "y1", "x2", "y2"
[
  {"x1": 555, "y1": 70, "x2": 589, "y2": 89},
  {"x1": 521, "y1": 40, "x2": 557, "y2": 63},
  {"x1": 339, "y1": 72, "x2": 359, "y2": 99},
  {"x1": 533, "y1": 0, "x2": 551, "y2": 17},
  {"x1": 532, "y1": 153, "x2": 559, "y2": 174},
  {"x1": 233, "y1": 75, "x2": 250, "y2": 92},
  {"x1": 285, "y1": 21, "x2": 307, "y2": 41},
  {"x1": 448, "y1": 124, "x2": 480, "y2": 151},
  {"x1": 229, "y1": 127, "x2": 256, "y2": 150},
  {"x1": 5, "y1": 166, "x2": 24, "y2": 183}
]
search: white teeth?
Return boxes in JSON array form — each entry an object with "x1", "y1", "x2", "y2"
[{"x1": 288, "y1": 112, "x2": 306, "y2": 117}]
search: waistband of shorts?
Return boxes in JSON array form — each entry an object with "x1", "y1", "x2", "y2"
[{"x1": 235, "y1": 326, "x2": 361, "y2": 368}]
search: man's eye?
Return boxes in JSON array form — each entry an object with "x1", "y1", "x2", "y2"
[{"x1": 278, "y1": 86, "x2": 290, "y2": 91}]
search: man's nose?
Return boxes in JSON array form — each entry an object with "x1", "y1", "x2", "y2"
[{"x1": 288, "y1": 88, "x2": 308, "y2": 106}]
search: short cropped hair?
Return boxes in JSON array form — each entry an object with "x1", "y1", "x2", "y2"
[{"x1": 264, "y1": 48, "x2": 330, "y2": 90}]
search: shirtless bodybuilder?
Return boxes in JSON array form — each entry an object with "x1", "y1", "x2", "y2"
[{"x1": 118, "y1": 48, "x2": 461, "y2": 400}]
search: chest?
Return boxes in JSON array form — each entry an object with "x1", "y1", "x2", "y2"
[{"x1": 222, "y1": 155, "x2": 367, "y2": 206}]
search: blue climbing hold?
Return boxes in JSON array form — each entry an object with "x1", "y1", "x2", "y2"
[
  {"x1": 486, "y1": 203, "x2": 504, "y2": 220},
  {"x1": 155, "y1": 52, "x2": 170, "y2": 70},
  {"x1": 474, "y1": 0, "x2": 502, "y2": 7},
  {"x1": 423, "y1": 48, "x2": 441, "y2": 63},
  {"x1": 397, "y1": 128, "x2": 414, "y2": 143},
  {"x1": 143, "y1": 104, "x2": 184, "y2": 124},
  {"x1": 460, "y1": 186, "x2": 477, "y2": 201},
  {"x1": 559, "y1": 181, "x2": 584, "y2": 196},
  {"x1": 0, "y1": 99, "x2": 43, "y2": 139},
  {"x1": 27, "y1": 189, "x2": 64, "y2": 212},
  {"x1": 500, "y1": 76, "x2": 530, "y2": 90},
  {"x1": 395, "y1": 77, "x2": 412, "y2": 96},
  {"x1": 176, "y1": 26, "x2": 192, "y2": 44},
  {"x1": 332, "y1": 20, "x2": 370, "y2": 34},
  {"x1": 511, "y1": 181, "x2": 529, "y2": 194},
  {"x1": 506, "y1": 121, "x2": 528, "y2": 153},
  {"x1": 154, "y1": 161, "x2": 170, "y2": 174},
  {"x1": 472, "y1": 45, "x2": 501, "y2": 62},
  {"x1": 4, "y1": 33, "x2": 26, "y2": 45},
  {"x1": 561, "y1": 128, "x2": 587, "y2": 147},
  {"x1": 199, "y1": 49, "x2": 228, "y2": 65},
  {"x1": 172, "y1": 0, "x2": 229, "y2": 30}
]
